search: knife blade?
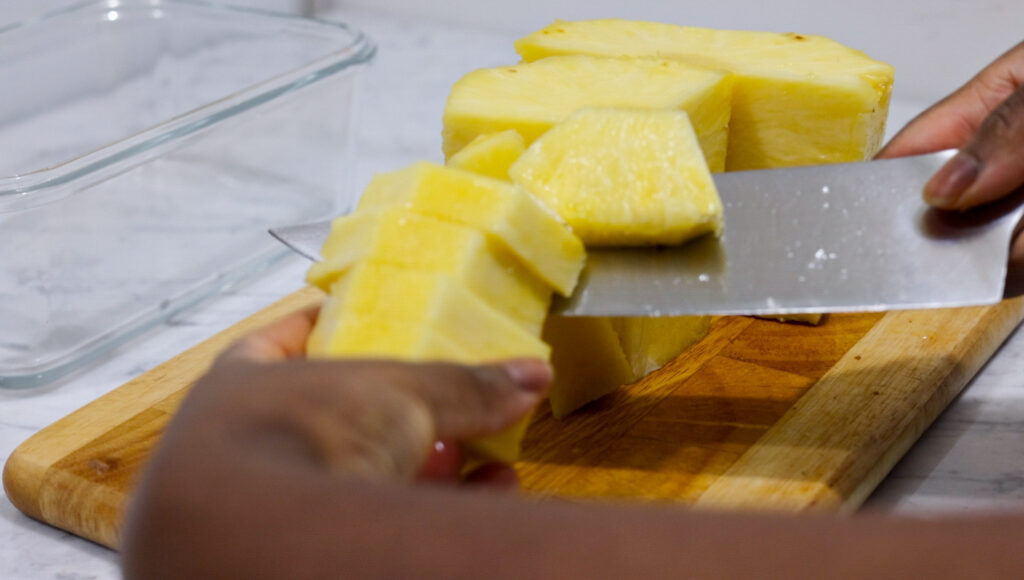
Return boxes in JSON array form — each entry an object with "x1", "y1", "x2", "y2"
[{"x1": 271, "y1": 150, "x2": 1024, "y2": 316}]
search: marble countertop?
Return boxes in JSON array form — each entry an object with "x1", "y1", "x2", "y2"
[{"x1": 3, "y1": 6, "x2": 1024, "y2": 579}]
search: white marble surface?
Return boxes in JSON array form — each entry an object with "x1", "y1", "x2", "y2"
[{"x1": 3, "y1": 5, "x2": 1024, "y2": 579}]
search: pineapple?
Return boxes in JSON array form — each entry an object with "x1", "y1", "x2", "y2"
[
  {"x1": 509, "y1": 108, "x2": 722, "y2": 247},
  {"x1": 307, "y1": 263, "x2": 550, "y2": 364},
  {"x1": 515, "y1": 20, "x2": 894, "y2": 170},
  {"x1": 308, "y1": 264, "x2": 551, "y2": 465},
  {"x1": 442, "y1": 56, "x2": 734, "y2": 172},
  {"x1": 755, "y1": 313, "x2": 825, "y2": 325},
  {"x1": 610, "y1": 316, "x2": 711, "y2": 378},
  {"x1": 542, "y1": 316, "x2": 634, "y2": 419},
  {"x1": 446, "y1": 129, "x2": 526, "y2": 180},
  {"x1": 308, "y1": 163, "x2": 586, "y2": 466},
  {"x1": 358, "y1": 162, "x2": 585, "y2": 296},
  {"x1": 306, "y1": 208, "x2": 551, "y2": 335}
]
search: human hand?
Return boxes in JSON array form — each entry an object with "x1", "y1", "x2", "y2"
[
  {"x1": 156, "y1": 306, "x2": 551, "y2": 484},
  {"x1": 877, "y1": 41, "x2": 1024, "y2": 211}
]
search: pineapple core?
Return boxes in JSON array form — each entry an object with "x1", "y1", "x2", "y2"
[
  {"x1": 446, "y1": 129, "x2": 526, "y2": 181},
  {"x1": 510, "y1": 108, "x2": 723, "y2": 247},
  {"x1": 515, "y1": 20, "x2": 893, "y2": 170},
  {"x1": 443, "y1": 56, "x2": 733, "y2": 172}
]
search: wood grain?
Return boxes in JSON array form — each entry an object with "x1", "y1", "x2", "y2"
[{"x1": 4, "y1": 291, "x2": 1023, "y2": 550}]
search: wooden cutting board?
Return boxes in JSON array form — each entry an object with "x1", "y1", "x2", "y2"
[{"x1": 5, "y1": 285, "x2": 1024, "y2": 549}]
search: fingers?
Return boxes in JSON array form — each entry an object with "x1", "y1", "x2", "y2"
[
  {"x1": 923, "y1": 84, "x2": 1024, "y2": 209},
  {"x1": 351, "y1": 358, "x2": 552, "y2": 441},
  {"x1": 210, "y1": 358, "x2": 551, "y2": 482},
  {"x1": 218, "y1": 305, "x2": 321, "y2": 364},
  {"x1": 417, "y1": 440, "x2": 464, "y2": 482},
  {"x1": 463, "y1": 463, "x2": 520, "y2": 490},
  {"x1": 878, "y1": 40, "x2": 1024, "y2": 160}
]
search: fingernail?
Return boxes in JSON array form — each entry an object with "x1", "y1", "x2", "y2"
[
  {"x1": 924, "y1": 152, "x2": 979, "y2": 208},
  {"x1": 502, "y1": 359, "x2": 553, "y2": 394}
]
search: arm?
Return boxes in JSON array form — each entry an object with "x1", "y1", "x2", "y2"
[{"x1": 121, "y1": 308, "x2": 1024, "y2": 579}]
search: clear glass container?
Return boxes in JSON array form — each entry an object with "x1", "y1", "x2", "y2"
[{"x1": 0, "y1": 0, "x2": 375, "y2": 388}]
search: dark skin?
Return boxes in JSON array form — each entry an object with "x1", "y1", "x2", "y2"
[{"x1": 123, "y1": 42, "x2": 1024, "y2": 579}]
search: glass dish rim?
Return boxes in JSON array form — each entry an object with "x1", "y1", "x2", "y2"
[{"x1": 0, "y1": 0, "x2": 377, "y2": 211}]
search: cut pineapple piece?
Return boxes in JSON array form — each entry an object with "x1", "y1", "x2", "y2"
[
  {"x1": 306, "y1": 208, "x2": 551, "y2": 335},
  {"x1": 307, "y1": 263, "x2": 551, "y2": 465},
  {"x1": 542, "y1": 316, "x2": 634, "y2": 419},
  {"x1": 446, "y1": 129, "x2": 526, "y2": 181},
  {"x1": 609, "y1": 316, "x2": 711, "y2": 378},
  {"x1": 307, "y1": 263, "x2": 549, "y2": 363},
  {"x1": 358, "y1": 162, "x2": 585, "y2": 296},
  {"x1": 443, "y1": 56, "x2": 733, "y2": 172},
  {"x1": 515, "y1": 20, "x2": 893, "y2": 170},
  {"x1": 756, "y1": 313, "x2": 826, "y2": 326},
  {"x1": 509, "y1": 108, "x2": 722, "y2": 246}
]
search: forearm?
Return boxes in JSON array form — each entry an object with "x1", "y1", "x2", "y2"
[{"x1": 124, "y1": 432, "x2": 1024, "y2": 580}]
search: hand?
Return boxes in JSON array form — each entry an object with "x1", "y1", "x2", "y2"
[
  {"x1": 121, "y1": 307, "x2": 552, "y2": 578},
  {"x1": 210, "y1": 306, "x2": 551, "y2": 484},
  {"x1": 877, "y1": 41, "x2": 1024, "y2": 211}
]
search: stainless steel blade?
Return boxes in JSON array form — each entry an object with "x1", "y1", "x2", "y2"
[
  {"x1": 270, "y1": 220, "x2": 331, "y2": 263},
  {"x1": 270, "y1": 150, "x2": 1024, "y2": 316}
]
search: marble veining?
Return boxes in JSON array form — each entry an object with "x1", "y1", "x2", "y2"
[{"x1": 3, "y1": 6, "x2": 1024, "y2": 579}]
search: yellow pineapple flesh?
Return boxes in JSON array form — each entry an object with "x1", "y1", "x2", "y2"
[
  {"x1": 307, "y1": 263, "x2": 552, "y2": 466},
  {"x1": 542, "y1": 316, "x2": 634, "y2": 419},
  {"x1": 609, "y1": 316, "x2": 711, "y2": 378},
  {"x1": 306, "y1": 208, "x2": 551, "y2": 335},
  {"x1": 509, "y1": 108, "x2": 722, "y2": 246},
  {"x1": 446, "y1": 129, "x2": 526, "y2": 181},
  {"x1": 307, "y1": 263, "x2": 550, "y2": 364},
  {"x1": 442, "y1": 56, "x2": 733, "y2": 171},
  {"x1": 358, "y1": 162, "x2": 585, "y2": 296},
  {"x1": 515, "y1": 20, "x2": 893, "y2": 170}
]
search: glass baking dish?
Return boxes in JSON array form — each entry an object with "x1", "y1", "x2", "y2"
[{"x1": 0, "y1": 0, "x2": 375, "y2": 388}]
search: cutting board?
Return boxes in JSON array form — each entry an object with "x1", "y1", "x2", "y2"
[{"x1": 6, "y1": 285, "x2": 1024, "y2": 549}]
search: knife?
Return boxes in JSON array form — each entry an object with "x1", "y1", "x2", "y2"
[{"x1": 270, "y1": 150, "x2": 1024, "y2": 316}]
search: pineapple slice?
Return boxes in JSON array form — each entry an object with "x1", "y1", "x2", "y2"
[
  {"x1": 542, "y1": 316, "x2": 634, "y2": 419},
  {"x1": 755, "y1": 313, "x2": 825, "y2": 326},
  {"x1": 358, "y1": 162, "x2": 585, "y2": 296},
  {"x1": 442, "y1": 56, "x2": 733, "y2": 172},
  {"x1": 610, "y1": 316, "x2": 711, "y2": 378},
  {"x1": 307, "y1": 263, "x2": 551, "y2": 465},
  {"x1": 307, "y1": 263, "x2": 550, "y2": 363},
  {"x1": 515, "y1": 20, "x2": 893, "y2": 170},
  {"x1": 509, "y1": 108, "x2": 722, "y2": 246},
  {"x1": 446, "y1": 129, "x2": 526, "y2": 181},
  {"x1": 306, "y1": 208, "x2": 551, "y2": 335}
]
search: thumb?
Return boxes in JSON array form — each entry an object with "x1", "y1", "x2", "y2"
[
  {"x1": 401, "y1": 358, "x2": 552, "y2": 441},
  {"x1": 924, "y1": 83, "x2": 1024, "y2": 210}
]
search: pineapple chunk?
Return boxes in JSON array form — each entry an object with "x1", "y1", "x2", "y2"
[
  {"x1": 515, "y1": 20, "x2": 893, "y2": 170},
  {"x1": 307, "y1": 263, "x2": 550, "y2": 363},
  {"x1": 358, "y1": 162, "x2": 585, "y2": 296},
  {"x1": 307, "y1": 263, "x2": 551, "y2": 465},
  {"x1": 755, "y1": 313, "x2": 825, "y2": 326},
  {"x1": 443, "y1": 56, "x2": 733, "y2": 172},
  {"x1": 446, "y1": 129, "x2": 526, "y2": 181},
  {"x1": 509, "y1": 108, "x2": 722, "y2": 246},
  {"x1": 306, "y1": 208, "x2": 551, "y2": 335},
  {"x1": 610, "y1": 316, "x2": 711, "y2": 378},
  {"x1": 542, "y1": 316, "x2": 634, "y2": 419}
]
